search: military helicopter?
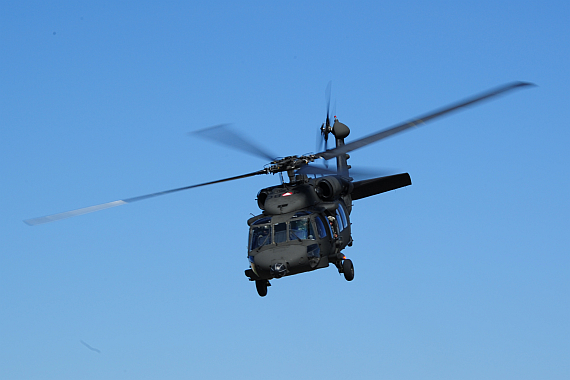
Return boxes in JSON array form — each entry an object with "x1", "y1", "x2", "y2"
[{"x1": 24, "y1": 81, "x2": 533, "y2": 297}]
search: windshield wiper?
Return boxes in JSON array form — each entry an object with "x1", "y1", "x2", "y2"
[
  {"x1": 256, "y1": 235, "x2": 271, "y2": 251},
  {"x1": 289, "y1": 230, "x2": 303, "y2": 242}
]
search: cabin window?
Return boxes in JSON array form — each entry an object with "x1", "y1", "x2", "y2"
[
  {"x1": 336, "y1": 209, "x2": 345, "y2": 231},
  {"x1": 338, "y1": 204, "x2": 348, "y2": 230}
]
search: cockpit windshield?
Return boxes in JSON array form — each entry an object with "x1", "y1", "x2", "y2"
[
  {"x1": 250, "y1": 224, "x2": 271, "y2": 250},
  {"x1": 249, "y1": 214, "x2": 316, "y2": 251},
  {"x1": 274, "y1": 222, "x2": 287, "y2": 244},
  {"x1": 289, "y1": 219, "x2": 314, "y2": 240}
]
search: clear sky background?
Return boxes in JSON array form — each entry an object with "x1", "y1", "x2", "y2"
[{"x1": 1, "y1": 1, "x2": 568, "y2": 379}]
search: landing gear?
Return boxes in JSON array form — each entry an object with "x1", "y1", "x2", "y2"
[
  {"x1": 342, "y1": 259, "x2": 354, "y2": 281},
  {"x1": 255, "y1": 280, "x2": 270, "y2": 297},
  {"x1": 334, "y1": 257, "x2": 355, "y2": 281}
]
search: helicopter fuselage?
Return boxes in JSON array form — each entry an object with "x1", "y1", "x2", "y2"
[{"x1": 245, "y1": 176, "x2": 353, "y2": 281}]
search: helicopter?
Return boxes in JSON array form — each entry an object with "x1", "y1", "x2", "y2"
[{"x1": 24, "y1": 81, "x2": 533, "y2": 297}]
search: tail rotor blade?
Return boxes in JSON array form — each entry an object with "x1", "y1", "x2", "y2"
[{"x1": 325, "y1": 81, "x2": 332, "y2": 129}]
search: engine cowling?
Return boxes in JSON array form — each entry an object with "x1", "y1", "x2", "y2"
[
  {"x1": 315, "y1": 176, "x2": 347, "y2": 201},
  {"x1": 257, "y1": 189, "x2": 270, "y2": 210}
]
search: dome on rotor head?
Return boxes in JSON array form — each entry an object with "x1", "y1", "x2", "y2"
[{"x1": 332, "y1": 120, "x2": 350, "y2": 139}]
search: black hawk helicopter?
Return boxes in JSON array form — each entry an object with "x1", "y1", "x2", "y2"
[{"x1": 24, "y1": 82, "x2": 533, "y2": 297}]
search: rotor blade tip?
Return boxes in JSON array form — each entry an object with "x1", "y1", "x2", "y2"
[
  {"x1": 23, "y1": 217, "x2": 52, "y2": 226},
  {"x1": 191, "y1": 123, "x2": 231, "y2": 135},
  {"x1": 515, "y1": 81, "x2": 537, "y2": 88}
]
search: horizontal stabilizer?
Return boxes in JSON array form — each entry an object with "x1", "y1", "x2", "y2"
[{"x1": 352, "y1": 173, "x2": 411, "y2": 200}]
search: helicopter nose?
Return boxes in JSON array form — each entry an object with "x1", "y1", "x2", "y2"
[
  {"x1": 270, "y1": 262, "x2": 287, "y2": 278},
  {"x1": 253, "y1": 245, "x2": 307, "y2": 278}
]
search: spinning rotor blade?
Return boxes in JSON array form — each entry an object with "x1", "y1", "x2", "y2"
[
  {"x1": 317, "y1": 82, "x2": 333, "y2": 152},
  {"x1": 296, "y1": 164, "x2": 388, "y2": 179},
  {"x1": 191, "y1": 124, "x2": 277, "y2": 161},
  {"x1": 296, "y1": 164, "x2": 337, "y2": 176},
  {"x1": 317, "y1": 81, "x2": 333, "y2": 167},
  {"x1": 316, "y1": 128, "x2": 324, "y2": 153},
  {"x1": 24, "y1": 169, "x2": 267, "y2": 226},
  {"x1": 324, "y1": 81, "x2": 332, "y2": 152},
  {"x1": 325, "y1": 81, "x2": 332, "y2": 131},
  {"x1": 317, "y1": 81, "x2": 535, "y2": 160}
]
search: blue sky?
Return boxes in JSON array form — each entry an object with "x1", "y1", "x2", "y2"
[{"x1": 1, "y1": 1, "x2": 568, "y2": 379}]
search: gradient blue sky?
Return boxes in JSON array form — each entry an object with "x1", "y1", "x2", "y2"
[{"x1": 1, "y1": 1, "x2": 568, "y2": 379}]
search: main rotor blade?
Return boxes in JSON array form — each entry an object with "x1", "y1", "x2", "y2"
[
  {"x1": 24, "y1": 169, "x2": 267, "y2": 226},
  {"x1": 296, "y1": 164, "x2": 338, "y2": 176},
  {"x1": 191, "y1": 124, "x2": 277, "y2": 162},
  {"x1": 317, "y1": 81, "x2": 535, "y2": 160},
  {"x1": 296, "y1": 164, "x2": 389, "y2": 179}
]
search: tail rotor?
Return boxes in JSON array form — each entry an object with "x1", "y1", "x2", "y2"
[{"x1": 318, "y1": 81, "x2": 333, "y2": 166}]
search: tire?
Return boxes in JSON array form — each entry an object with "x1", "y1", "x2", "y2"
[
  {"x1": 343, "y1": 259, "x2": 354, "y2": 281},
  {"x1": 255, "y1": 280, "x2": 268, "y2": 297}
]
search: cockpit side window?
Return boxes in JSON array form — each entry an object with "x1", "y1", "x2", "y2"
[
  {"x1": 250, "y1": 225, "x2": 271, "y2": 250},
  {"x1": 315, "y1": 216, "x2": 328, "y2": 238}
]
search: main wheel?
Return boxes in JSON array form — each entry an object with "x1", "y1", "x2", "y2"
[
  {"x1": 255, "y1": 280, "x2": 268, "y2": 297},
  {"x1": 343, "y1": 259, "x2": 354, "y2": 281}
]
